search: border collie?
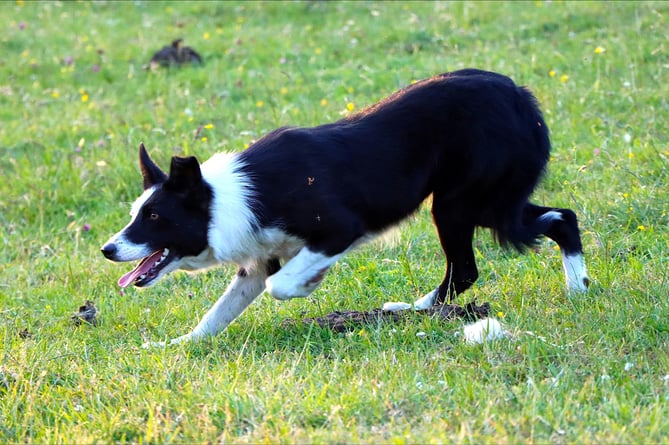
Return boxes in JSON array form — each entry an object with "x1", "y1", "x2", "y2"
[{"x1": 101, "y1": 69, "x2": 589, "y2": 346}]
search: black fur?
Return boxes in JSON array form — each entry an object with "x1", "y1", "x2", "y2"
[
  {"x1": 237, "y1": 69, "x2": 585, "y2": 302},
  {"x1": 124, "y1": 147, "x2": 213, "y2": 260}
]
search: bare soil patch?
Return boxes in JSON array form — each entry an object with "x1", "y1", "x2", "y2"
[{"x1": 284, "y1": 301, "x2": 490, "y2": 333}]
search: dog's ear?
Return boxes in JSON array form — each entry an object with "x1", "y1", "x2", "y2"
[
  {"x1": 139, "y1": 143, "x2": 167, "y2": 190},
  {"x1": 165, "y1": 155, "x2": 203, "y2": 191}
]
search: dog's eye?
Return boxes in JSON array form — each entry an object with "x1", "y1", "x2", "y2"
[{"x1": 148, "y1": 212, "x2": 159, "y2": 221}]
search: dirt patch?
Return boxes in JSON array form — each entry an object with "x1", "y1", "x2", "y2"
[
  {"x1": 71, "y1": 300, "x2": 98, "y2": 326},
  {"x1": 284, "y1": 301, "x2": 490, "y2": 333}
]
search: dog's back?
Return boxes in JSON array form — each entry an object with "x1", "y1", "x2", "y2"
[{"x1": 240, "y1": 69, "x2": 550, "y2": 251}]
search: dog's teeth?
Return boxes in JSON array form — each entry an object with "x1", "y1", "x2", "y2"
[
  {"x1": 139, "y1": 274, "x2": 146, "y2": 280},
  {"x1": 163, "y1": 248, "x2": 170, "y2": 257}
]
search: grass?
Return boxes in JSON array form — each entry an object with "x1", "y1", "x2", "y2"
[{"x1": 1, "y1": 1, "x2": 668, "y2": 443}]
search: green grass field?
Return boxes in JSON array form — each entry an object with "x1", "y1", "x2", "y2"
[{"x1": 1, "y1": 1, "x2": 668, "y2": 443}]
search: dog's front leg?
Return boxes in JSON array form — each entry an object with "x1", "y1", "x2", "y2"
[
  {"x1": 143, "y1": 263, "x2": 269, "y2": 348},
  {"x1": 265, "y1": 247, "x2": 342, "y2": 300}
]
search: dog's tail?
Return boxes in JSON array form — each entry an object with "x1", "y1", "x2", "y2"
[{"x1": 494, "y1": 86, "x2": 552, "y2": 252}]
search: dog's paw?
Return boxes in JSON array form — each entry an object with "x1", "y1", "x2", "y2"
[
  {"x1": 141, "y1": 334, "x2": 194, "y2": 348},
  {"x1": 562, "y1": 253, "x2": 590, "y2": 292},
  {"x1": 412, "y1": 289, "x2": 438, "y2": 310},
  {"x1": 382, "y1": 301, "x2": 412, "y2": 312},
  {"x1": 384, "y1": 289, "x2": 440, "y2": 312},
  {"x1": 265, "y1": 275, "x2": 315, "y2": 300},
  {"x1": 142, "y1": 340, "x2": 167, "y2": 349}
]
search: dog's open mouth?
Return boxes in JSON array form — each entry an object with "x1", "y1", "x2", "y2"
[{"x1": 118, "y1": 248, "x2": 173, "y2": 288}]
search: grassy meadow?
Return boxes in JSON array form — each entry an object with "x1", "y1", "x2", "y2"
[{"x1": 1, "y1": 1, "x2": 668, "y2": 443}]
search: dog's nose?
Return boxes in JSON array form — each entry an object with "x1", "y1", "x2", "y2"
[{"x1": 101, "y1": 243, "x2": 117, "y2": 259}]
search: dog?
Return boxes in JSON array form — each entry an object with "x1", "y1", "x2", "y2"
[{"x1": 101, "y1": 69, "x2": 589, "y2": 346}]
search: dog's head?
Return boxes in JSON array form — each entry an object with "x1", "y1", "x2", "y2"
[{"x1": 101, "y1": 143, "x2": 215, "y2": 288}]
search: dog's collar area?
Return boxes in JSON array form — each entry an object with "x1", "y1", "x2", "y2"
[{"x1": 118, "y1": 248, "x2": 173, "y2": 288}]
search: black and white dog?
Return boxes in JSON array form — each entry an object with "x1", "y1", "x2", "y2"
[{"x1": 102, "y1": 69, "x2": 589, "y2": 346}]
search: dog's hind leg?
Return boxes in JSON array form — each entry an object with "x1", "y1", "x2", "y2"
[
  {"x1": 384, "y1": 206, "x2": 478, "y2": 312},
  {"x1": 523, "y1": 203, "x2": 590, "y2": 291},
  {"x1": 144, "y1": 259, "x2": 280, "y2": 347},
  {"x1": 265, "y1": 247, "x2": 343, "y2": 300},
  {"x1": 413, "y1": 206, "x2": 478, "y2": 309},
  {"x1": 404, "y1": 196, "x2": 478, "y2": 309}
]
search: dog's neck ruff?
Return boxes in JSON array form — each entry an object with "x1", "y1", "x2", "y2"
[{"x1": 200, "y1": 152, "x2": 259, "y2": 264}]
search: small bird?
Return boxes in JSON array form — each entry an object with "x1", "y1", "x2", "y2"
[{"x1": 147, "y1": 38, "x2": 203, "y2": 69}]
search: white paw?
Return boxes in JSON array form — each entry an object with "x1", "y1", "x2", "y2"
[
  {"x1": 562, "y1": 253, "x2": 590, "y2": 292},
  {"x1": 383, "y1": 289, "x2": 439, "y2": 312},
  {"x1": 382, "y1": 302, "x2": 412, "y2": 312},
  {"x1": 265, "y1": 275, "x2": 313, "y2": 300},
  {"x1": 413, "y1": 289, "x2": 438, "y2": 310},
  {"x1": 142, "y1": 340, "x2": 167, "y2": 349},
  {"x1": 141, "y1": 333, "x2": 195, "y2": 348}
]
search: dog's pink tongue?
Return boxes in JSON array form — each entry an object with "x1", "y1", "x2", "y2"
[{"x1": 117, "y1": 251, "x2": 162, "y2": 288}]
